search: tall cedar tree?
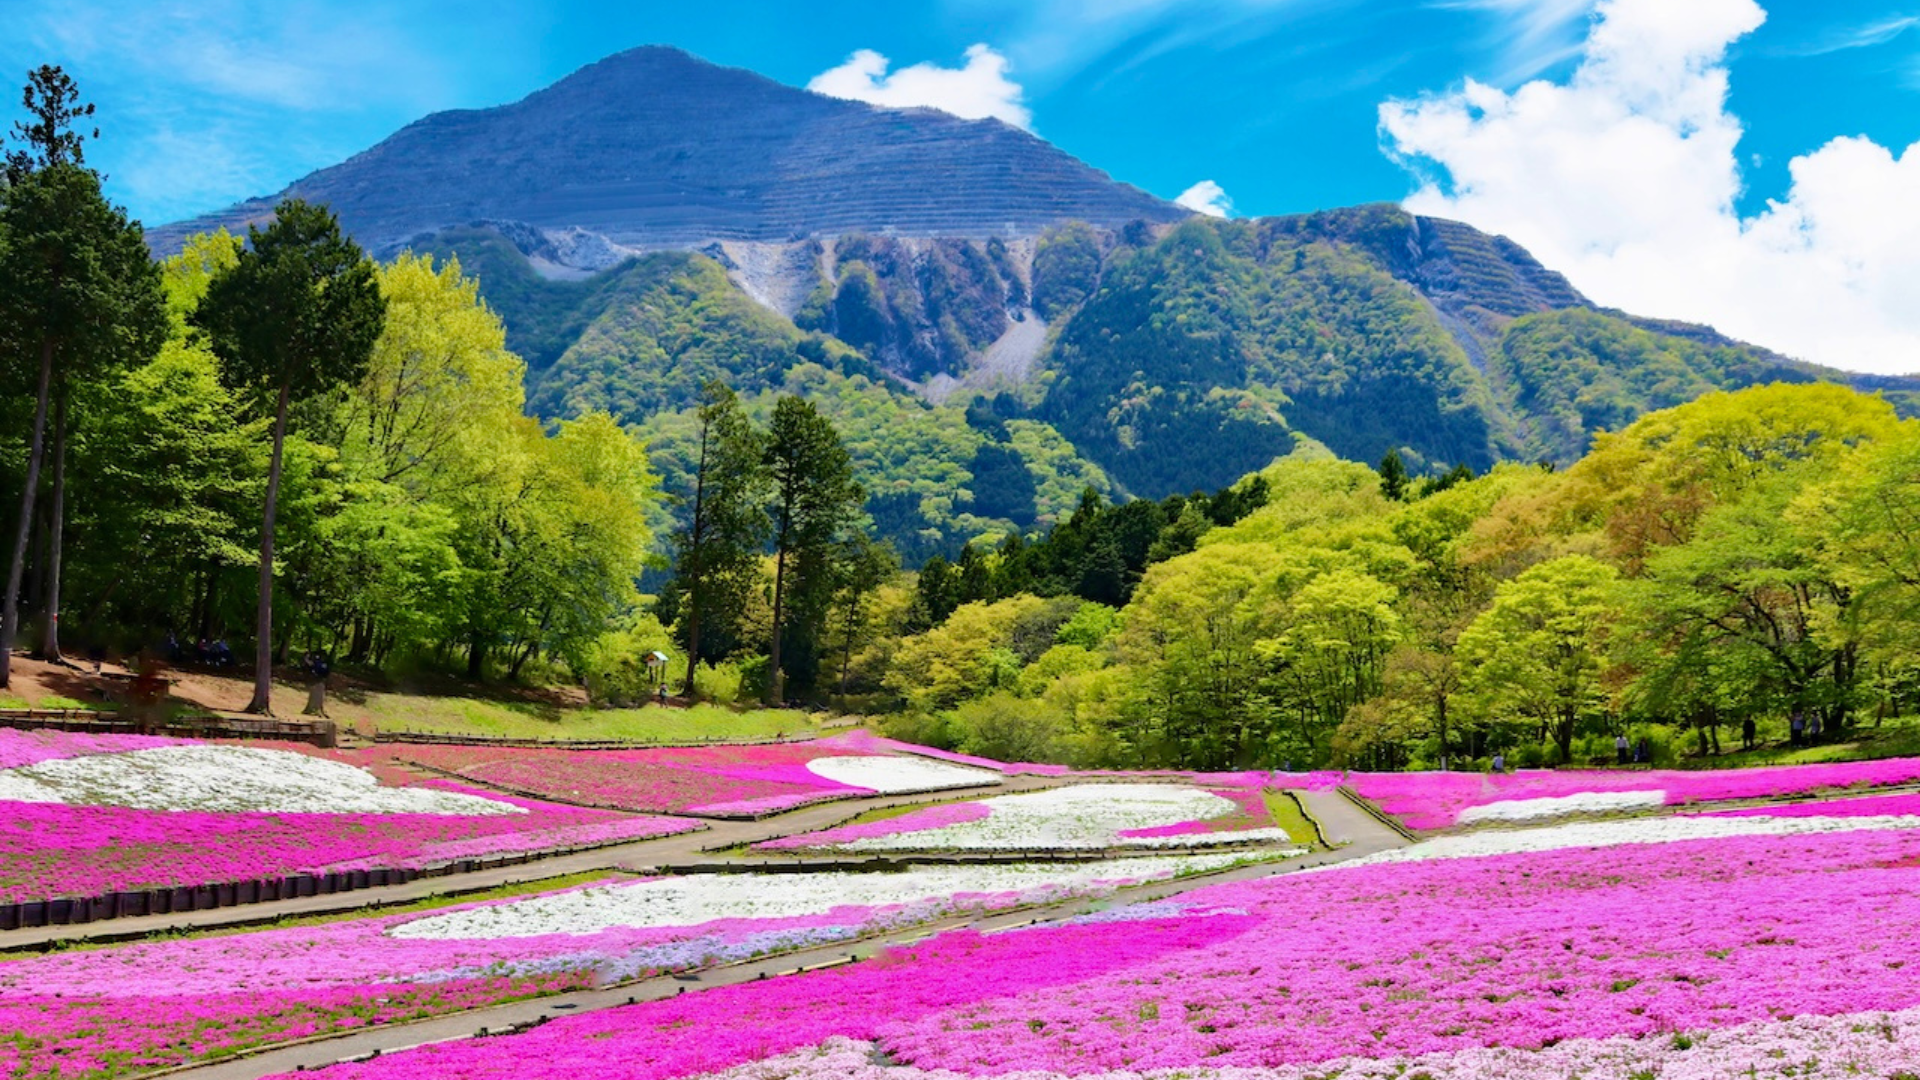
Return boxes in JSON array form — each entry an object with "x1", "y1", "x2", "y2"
[
  {"x1": 763, "y1": 396, "x2": 861, "y2": 704},
  {"x1": 671, "y1": 381, "x2": 768, "y2": 699},
  {"x1": 0, "y1": 69, "x2": 165, "y2": 684},
  {"x1": 195, "y1": 200, "x2": 385, "y2": 712}
]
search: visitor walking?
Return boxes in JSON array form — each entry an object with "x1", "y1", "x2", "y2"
[
  {"x1": 1491, "y1": 752, "x2": 1506, "y2": 774},
  {"x1": 1790, "y1": 710, "x2": 1806, "y2": 747},
  {"x1": 1742, "y1": 716, "x2": 1757, "y2": 751},
  {"x1": 1615, "y1": 732, "x2": 1630, "y2": 765}
]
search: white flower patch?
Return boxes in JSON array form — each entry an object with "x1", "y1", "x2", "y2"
[
  {"x1": 0, "y1": 745, "x2": 524, "y2": 815},
  {"x1": 389, "y1": 855, "x2": 1244, "y2": 939},
  {"x1": 804, "y1": 755, "x2": 1001, "y2": 793},
  {"x1": 1456, "y1": 789, "x2": 1666, "y2": 824},
  {"x1": 836, "y1": 784, "x2": 1296, "y2": 853},
  {"x1": 1312, "y1": 812, "x2": 1920, "y2": 872}
]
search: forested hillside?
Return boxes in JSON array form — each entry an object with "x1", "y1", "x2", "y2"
[
  {"x1": 408, "y1": 206, "x2": 1915, "y2": 555},
  {"x1": 870, "y1": 383, "x2": 1920, "y2": 772}
]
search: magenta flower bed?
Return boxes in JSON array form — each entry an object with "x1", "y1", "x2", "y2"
[
  {"x1": 1115, "y1": 787, "x2": 1270, "y2": 839},
  {"x1": 0, "y1": 791, "x2": 698, "y2": 902},
  {"x1": 755, "y1": 802, "x2": 993, "y2": 850},
  {"x1": 0, "y1": 859, "x2": 1178, "y2": 1078},
  {"x1": 392, "y1": 737, "x2": 904, "y2": 816},
  {"x1": 287, "y1": 824, "x2": 1920, "y2": 1080},
  {"x1": 1702, "y1": 791, "x2": 1920, "y2": 819},
  {"x1": 1350, "y1": 756, "x2": 1920, "y2": 829},
  {"x1": 0, "y1": 727, "x2": 191, "y2": 768}
]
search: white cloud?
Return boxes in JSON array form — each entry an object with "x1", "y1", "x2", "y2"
[
  {"x1": 807, "y1": 44, "x2": 1032, "y2": 130},
  {"x1": 1380, "y1": 0, "x2": 1920, "y2": 376},
  {"x1": 1175, "y1": 179, "x2": 1234, "y2": 217}
]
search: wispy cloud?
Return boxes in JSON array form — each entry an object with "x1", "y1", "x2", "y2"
[
  {"x1": 1428, "y1": 0, "x2": 1595, "y2": 82},
  {"x1": 1779, "y1": 13, "x2": 1918, "y2": 56},
  {"x1": 3, "y1": 0, "x2": 466, "y2": 222}
]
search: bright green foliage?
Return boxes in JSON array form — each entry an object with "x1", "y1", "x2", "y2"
[
  {"x1": 196, "y1": 199, "x2": 387, "y2": 709},
  {"x1": 885, "y1": 594, "x2": 1079, "y2": 712},
  {"x1": 1493, "y1": 308, "x2": 1818, "y2": 465},
  {"x1": 1458, "y1": 555, "x2": 1621, "y2": 764}
]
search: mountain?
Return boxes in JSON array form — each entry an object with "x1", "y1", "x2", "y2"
[
  {"x1": 149, "y1": 46, "x2": 1185, "y2": 256},
  {"x1": 153, "y1": 49, "x2": 1920, "y2": 558}
]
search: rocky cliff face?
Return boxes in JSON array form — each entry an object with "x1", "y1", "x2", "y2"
[{"x1": 150, "y1": 46, "x2": 1185, "y2": 257}]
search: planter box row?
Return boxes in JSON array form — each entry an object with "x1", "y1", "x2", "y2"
[
  {"x1": 0, "y1": 716, "x2": 338, "y2": 748},
  {"x1": 0, "y1": 848, "x2": 567, "y2": 931}
]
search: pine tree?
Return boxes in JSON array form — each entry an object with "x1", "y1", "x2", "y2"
[
  {"x1": 763, "y1": 396, "x2": 861, "y2": 703},
  {"x1": 669, "y1": 381, "x2": 768, "y2": 699},
  {"x1": 194, "y1": 200, "x2": 385, "y2": 712}
]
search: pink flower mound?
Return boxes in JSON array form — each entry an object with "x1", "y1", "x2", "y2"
[
  {"x1": 0, "y1": 978, "x2": 581, "y2": 1080},
  {"x1": 0, "y1": 727, "x2": 191, "y2": 768},
  {"x1": 394, "y1": 740, "x2": 890, "y2": 815},
  {"x1": 1702, "y1": 792, "x2": 1920, "y2": 819},
  {"x1": 292, "y1": 828, "x2": 1920, "y2": 1080},
  {"x1": 0, "y1": 798, "x2": 697, "y2": 901},
  {"x1": 755, "y1": 802, "x2": 993, "y2": 850},
  {"x1": 1349, "y1": 757, "x2": 1920, "y2": 829},
  {"x1": 286, "y1": 917, "x2": 1252, "y2": 1080},
  {"x1": 1116, "y1": 788, "x2": 1270, "y2": 838}
]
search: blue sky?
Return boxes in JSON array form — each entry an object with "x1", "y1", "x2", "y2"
[{"x1": 6, "y1": 0, "x2": 1920, "y2": 372}]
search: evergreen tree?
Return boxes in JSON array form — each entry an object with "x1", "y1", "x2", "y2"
[
  {"x1": 1378, "y1": 449, "x2": 1409, "y2": 501},
  {"x1": 763, "y1": 396, "x2": 862, "y2": 703},
  {"x1": 195, "y1": 200, "x2": 385, "y2": 712},
  {"x1": 0, "y1": 67, "x2": 165, "y2": 684},
  {"x1": 668, "y1": 381, "x2": 768, "y2": 698}
]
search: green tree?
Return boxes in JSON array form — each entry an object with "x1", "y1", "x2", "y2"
[
  {"x1": 4, "y1": 65, "x2": 96, "y2": 180},
  {"x1": 0, "y1": 80, "x2": 165, "y2": 682},
  {"x1": 829, "y1": 533, "x2": 899, "y2": 708},
  {"x1": 667, "y1": 381, "x2": 768, "y2": 698},
  {"x1": 762, "y1": 395, "x2": 862, "y2": 702},
  {"x1": 1377, "y1": 449, "x2": 1409, "y2": 501},
  {"x1": 1458, "y1": 555, "x2": 1620, "y2": 764},
  {"x1": 195, "y1": 199, "x2": 386, "y2": 711}
]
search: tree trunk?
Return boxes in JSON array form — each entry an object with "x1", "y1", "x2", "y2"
[
  {"x1": 0, "y1": 338, "x2": 55, "y2": 689},
  {"x1": 246, "y1": 379, "x2": 293, "y2": 714},
  {"x1": 682, "y1": 601, "x2": 702, "y2": 702},
  {"x1": 41, "y1": 392, "x2": 67, "y2": 663},
  {"x1": 766, "y1": 545, "x2": 789, "y2": 707},
  {"x1": 1435, "y1": 694, "x2": 1450, "y2": 771},
  {"x1": 466, "y1": 631, "x2": 486, "y2": 681}
]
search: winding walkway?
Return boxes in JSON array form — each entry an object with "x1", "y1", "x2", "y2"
[{"x1": 153, "y1": 803, "x2": 1409, "y2": 1080}]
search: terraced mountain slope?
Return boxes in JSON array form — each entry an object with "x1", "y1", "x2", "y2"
[{"x1": 149, "y1": 46, "x2": 1184, "y2": 256}]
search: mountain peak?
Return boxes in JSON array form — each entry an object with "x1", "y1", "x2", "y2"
[{"x1": 151, "y1": 47, "x2": 1185, "y2": 255}]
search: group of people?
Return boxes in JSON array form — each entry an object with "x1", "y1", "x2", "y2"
[
  {"x1": 1613, "y1": 733, "x2": 1654, "y2": 765},
  {"x1": 163, "y1": 633, "x2": 234, "y2": 669},
  {"x1": 1788, "y1": 709, "x2": 1825, "y2": 747}
]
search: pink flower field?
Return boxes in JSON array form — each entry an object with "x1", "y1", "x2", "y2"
[
  {"x1": 1349, "y1": 757, "x2": 1920, "y2": 829},
  {"x1": 391, "y1": 733, "x2": 994, "y2": 816},
  {"x1": 0, "y1": 857, "x2": 1225, "y2": 1078},
  {"x1": 0, "y1": 729, "x2": 701, "y2": 902},
  {"x1": 279, "y1": 817, "x2": 1920, "y2": 1080},
  {"x1": 0, "y1": 795, "x2": 698, "y2": 903}
]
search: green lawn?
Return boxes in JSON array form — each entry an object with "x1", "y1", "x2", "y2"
[
  {"x1": 1667, "y1": 714, "x2": 1920, "y2": 770},
  {"x1": 1263, "y1": 789, "x2": 1321, "y2": 846},
  {"x1": 360, "y1": 692, "x2": 829, "y2": 744}
]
